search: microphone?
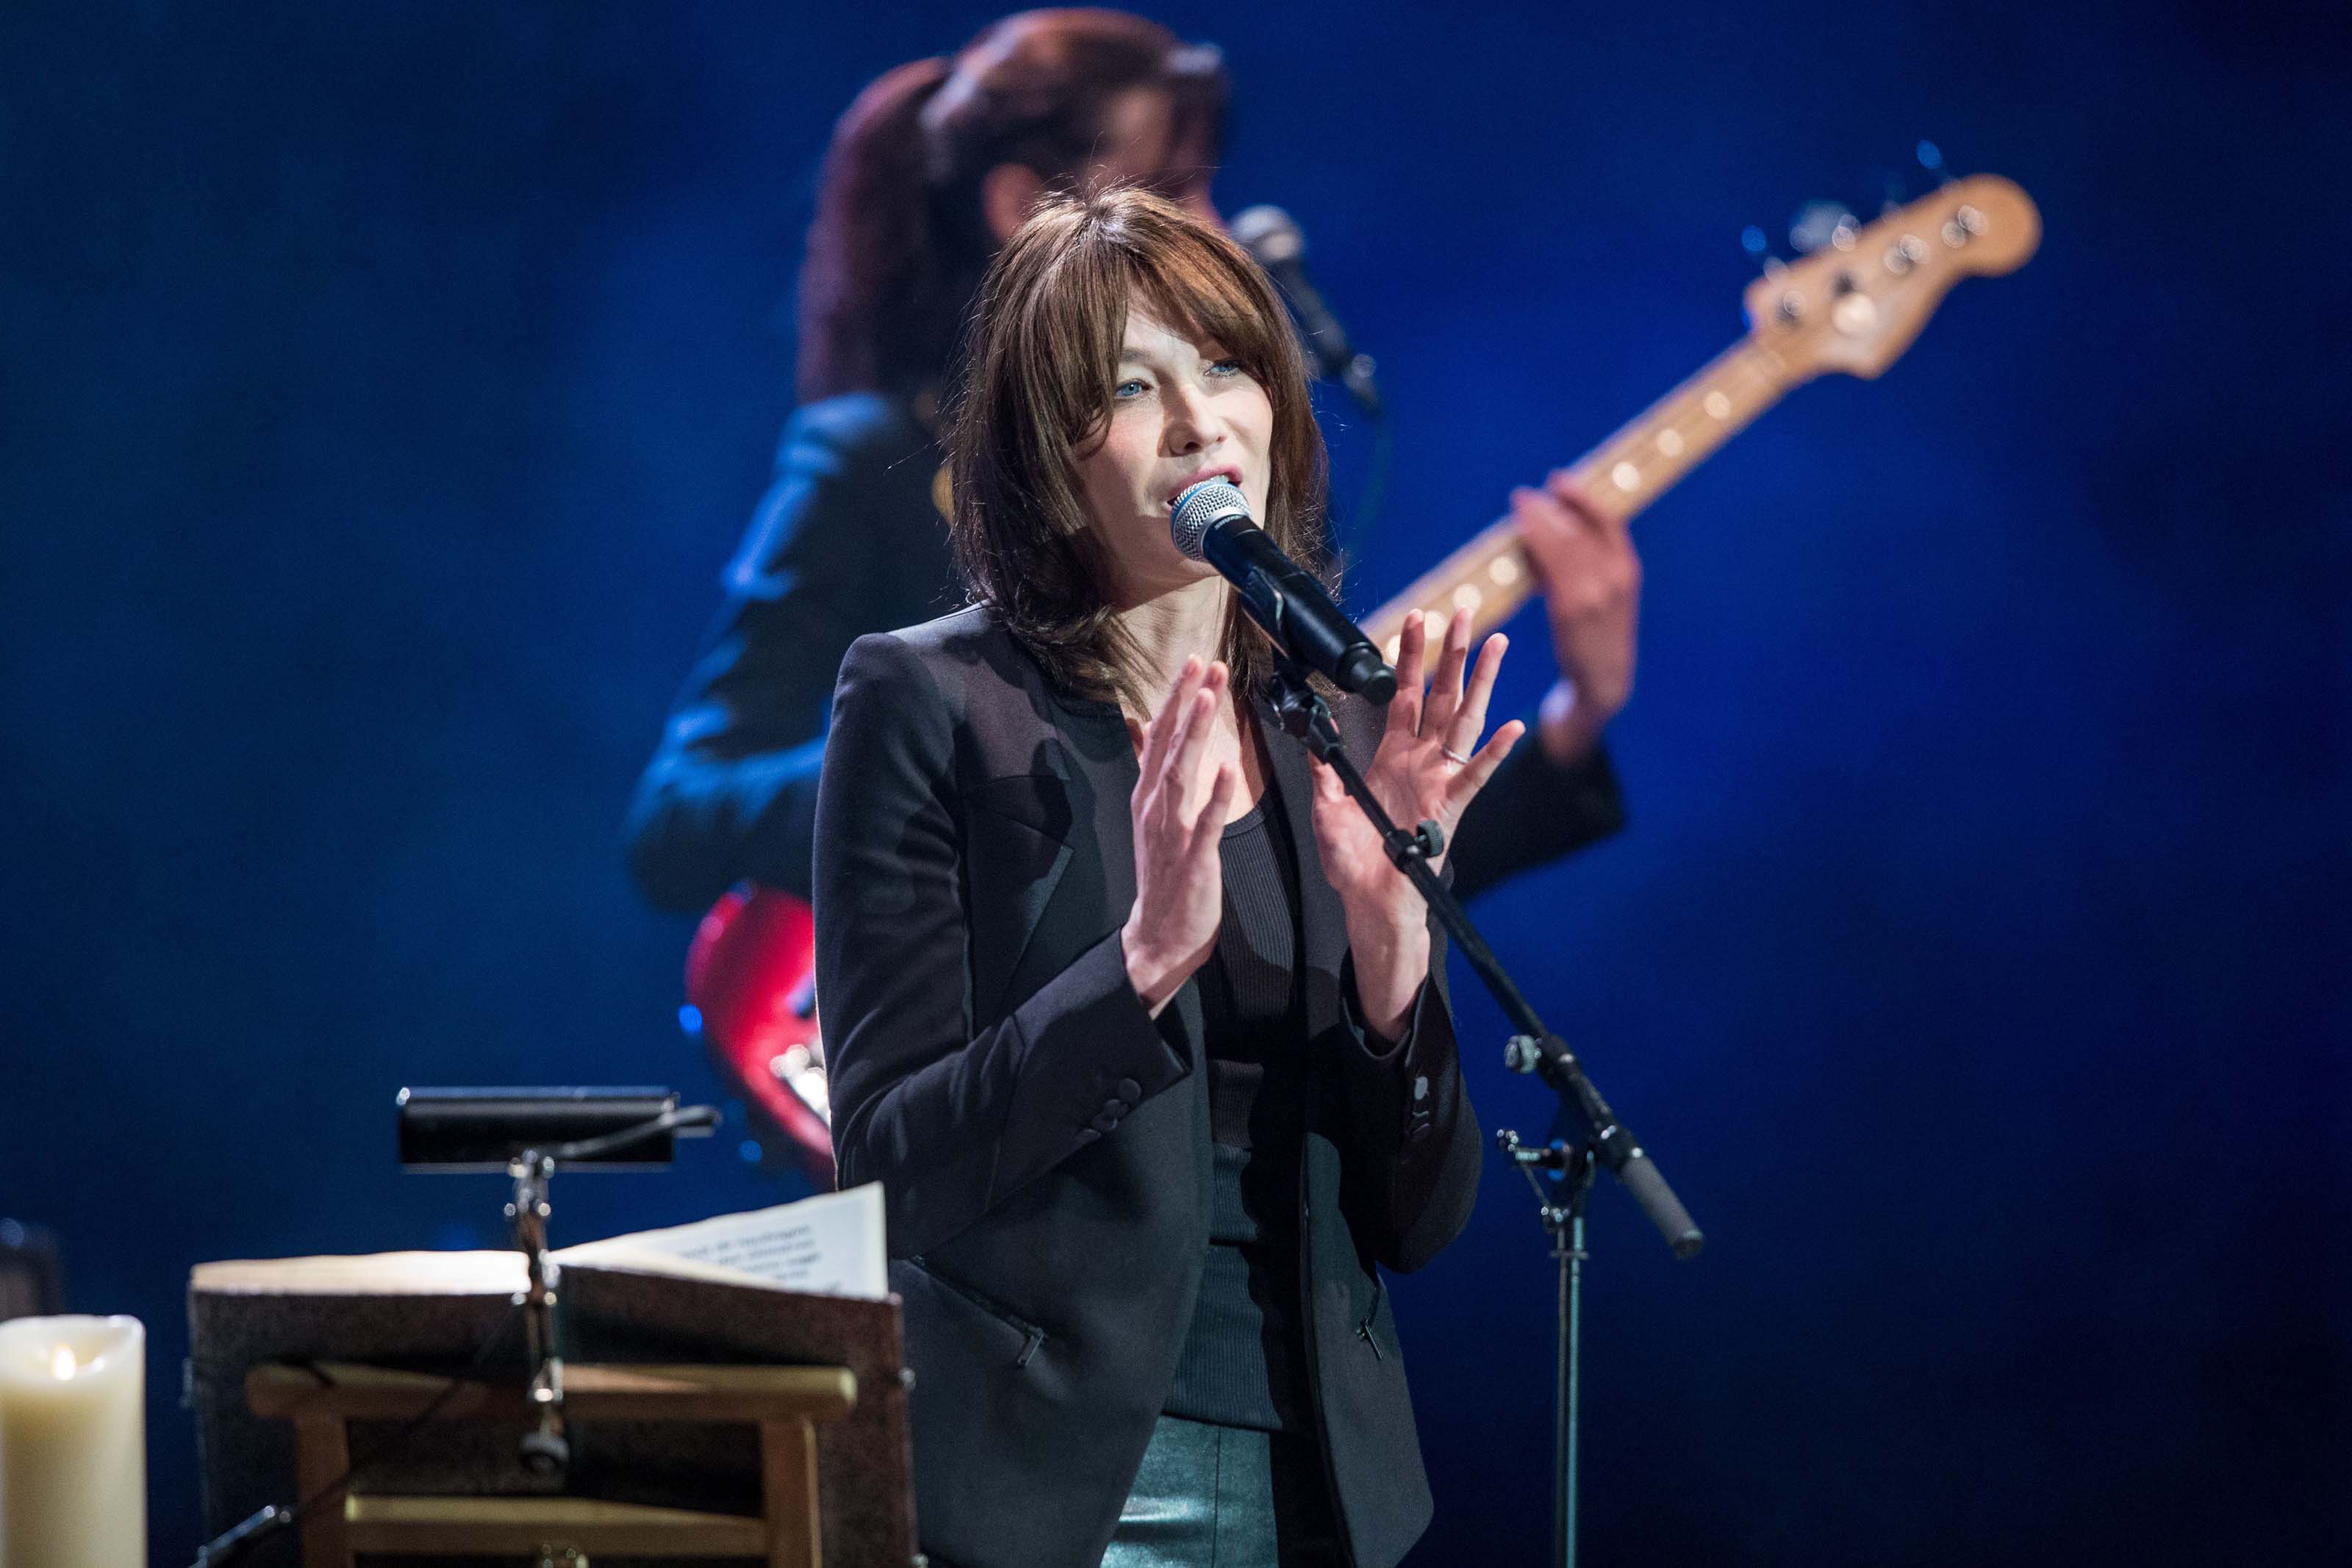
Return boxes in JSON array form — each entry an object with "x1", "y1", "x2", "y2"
[
  {"x1": 1230, "y1": 205, "x2": 1383, "y2": 419},
  {"x1": 1172, "y1": 480, "x2": 1395, "y2": 704}
]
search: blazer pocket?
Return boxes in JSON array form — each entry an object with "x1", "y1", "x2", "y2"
[
  {"x1": 904, "y1": 1256, "x2": 1047, "y2": 1369},
  {"x1": 1356, "y1": 1268, "x2": 1397, "y2": 1363}
]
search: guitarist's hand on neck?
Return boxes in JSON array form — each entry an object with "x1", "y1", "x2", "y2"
[{"x1": 1511, "y1": 470, "x2": 1643, "y2": 767}]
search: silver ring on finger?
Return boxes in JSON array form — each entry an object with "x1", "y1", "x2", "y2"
[{"x1": 1440, "y1": 744, "x2": 1471, "y2": 766}]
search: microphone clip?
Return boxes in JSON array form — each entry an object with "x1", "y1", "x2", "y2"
[{"x1": 1260, "y1": 656, "x2": 1444, "y2": 871}]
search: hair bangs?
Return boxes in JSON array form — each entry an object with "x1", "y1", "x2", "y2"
[{"x1": 1122, "y1": 236, "x2": 1294, "y2": 398}]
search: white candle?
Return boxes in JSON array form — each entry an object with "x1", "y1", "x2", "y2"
[{"x1": 0, "y1": 1315, "x2": 146, "y2": 1568}]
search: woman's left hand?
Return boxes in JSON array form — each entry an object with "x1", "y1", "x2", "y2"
[{"x1": 1308, "y1": 605, "x2": 1524, "y2": 1040}]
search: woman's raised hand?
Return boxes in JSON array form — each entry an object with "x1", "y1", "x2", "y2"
[
  {"x1": 1309, "y1": 607, "x2": 1525, "y2": 1039},
  {"x1": 1121, "y1": 656, "x2": 1240, "y2": 1014}
]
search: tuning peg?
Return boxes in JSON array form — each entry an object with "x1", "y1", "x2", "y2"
[{"x1": 1788, "y1": 201, "x2": 1860, "y2": 256}]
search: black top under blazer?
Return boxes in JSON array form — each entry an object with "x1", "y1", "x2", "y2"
[{"x1": 814, "y1": 605, "x2": 1485, "y2": 1568}]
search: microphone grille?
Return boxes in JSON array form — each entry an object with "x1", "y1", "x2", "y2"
[
  {"x1": 1230, "y1": 205, "x2": 1304, "y2": 267},
  {"x1": 1169, "y1": 479, "x2": 1250, "y2": 562}
]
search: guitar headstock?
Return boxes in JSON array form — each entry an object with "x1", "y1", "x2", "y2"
[{"x1": 1740, "y1": 173, "x2": 2039, "y2": 382}]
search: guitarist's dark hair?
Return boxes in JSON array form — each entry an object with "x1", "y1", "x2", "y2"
[{"x1": 797, "y1": 11, "x2": 1227, "y2": 406}]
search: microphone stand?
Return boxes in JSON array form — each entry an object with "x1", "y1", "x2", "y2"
[
  {"x1": 1257, "y1": 653, "x2": 1702, "y2": 1568},
  {"x1": 1499, "y1": 1129, "x2": 1596, "y2": 1568}
]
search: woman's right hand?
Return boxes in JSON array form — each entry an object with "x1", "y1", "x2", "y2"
[{"x1": 1121, "y1": 656, "x2": 1238, "y2": 1015}]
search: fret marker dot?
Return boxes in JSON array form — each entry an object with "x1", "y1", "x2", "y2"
[
  {"x1": 1656, "y1": 429, "x2": 1685, "y2": 457},
  {"x1": 1488, "y1": 556, "x2": 1521, "y2": 586},
  {"x1": 1704, "y1": 391, "x2": 1732, "y2": 420},
  {"x1": 1610, "y1": 461, "x2": 1641, "y2": 492},
  {"x1": 1452, "y1": 584, "x2": 1483, "y2": 611}
]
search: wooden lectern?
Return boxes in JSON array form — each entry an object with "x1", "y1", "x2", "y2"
[
  {"x1": 246, "y1": 1360, "x2": 856, "y2": 1567},
  {"x1": 190, "y1": 1248, "x2": 918, "y2": 1567}
]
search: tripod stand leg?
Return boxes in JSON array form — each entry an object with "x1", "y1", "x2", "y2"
[
  {"x1": 1557, "y1": 1207, "x2": 1584, "y2": 1568},
  {"x1": 1552, "y1": 1147, "x2": 1594, "y2": 1568}
]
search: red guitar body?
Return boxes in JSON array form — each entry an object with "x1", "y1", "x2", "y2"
[{"x1": 684, "y1": 887, "x2": 835, "y2": 1186}]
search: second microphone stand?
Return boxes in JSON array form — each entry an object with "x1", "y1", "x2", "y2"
[{"x1": 1258, "y1": 653, "x2": 1702, "y2": 1568}]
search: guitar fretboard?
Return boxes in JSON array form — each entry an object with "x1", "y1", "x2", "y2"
[{"x1": 1362, "y1": 333, "x2": 1799, "y2": 655}]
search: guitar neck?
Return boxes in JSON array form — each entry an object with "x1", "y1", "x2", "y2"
[{"x1": 1360, "y1": 332, "x2": 1800, "y2": 654}]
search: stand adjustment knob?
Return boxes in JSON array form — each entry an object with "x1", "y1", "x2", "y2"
[{"x1": 520, "y1": 1423, "x2": 570, "y2": 1475}]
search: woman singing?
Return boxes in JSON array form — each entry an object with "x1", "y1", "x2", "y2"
[
  {"x1": 633, "y1": 10, "x2": 1641, "y2": 1189},
  {"x1": 815, "y1": 187, "x2": 1524, "y2": 1568}
]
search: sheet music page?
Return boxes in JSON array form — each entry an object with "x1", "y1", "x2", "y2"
[
  {"x1": 190, "y1": 1251, "x2": 527, "y2": 1296},
  {"x1": 554, "y1": 1182, "x2": 888, "y2": 1300}
]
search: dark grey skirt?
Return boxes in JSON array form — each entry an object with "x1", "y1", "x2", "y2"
[{"x1": 1100, "y1": 1414, "x2": 1346, "y2": 1567}]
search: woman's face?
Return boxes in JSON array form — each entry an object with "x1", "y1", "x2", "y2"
[{"x1": 1073, "y1": 309, "x2": 1274, "y2": 602}]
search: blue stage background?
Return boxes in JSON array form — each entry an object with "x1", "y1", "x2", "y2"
[{"x1": 4, "y1": 1, "x2": 2345, "y2": 1560}]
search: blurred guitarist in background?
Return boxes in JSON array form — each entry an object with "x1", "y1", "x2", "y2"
[{"x1": 625, "y1": 9, "x2": 1642, "y2": 1178}]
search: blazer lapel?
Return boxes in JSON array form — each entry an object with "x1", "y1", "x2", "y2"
[
  {"x1": 972, "y1": 686, "x2": 1137, "y2": 1019},
  {"x1": 964, "y1": 770, "x2": 1075, "y2": 1021}
]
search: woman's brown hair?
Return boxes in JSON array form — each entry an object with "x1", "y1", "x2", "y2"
[
  {"x1": 797, "y1": 11, "x2": 1228, "y2": 404},
  {"x1": 947, "y1": 185, "x2": 1332, "y2": 713}
]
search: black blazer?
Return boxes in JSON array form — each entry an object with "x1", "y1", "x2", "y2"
[
  {"x1": 629, "y1": 392, "x2": 1625, "y2": 912},
  {"x1": 814, "y1": 607, "x2": 1485, "y2": 1568}
]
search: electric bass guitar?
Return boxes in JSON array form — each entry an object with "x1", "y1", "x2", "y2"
[{"x1": 687, "y1": 173, "x2": 2043, "y2": 1183}]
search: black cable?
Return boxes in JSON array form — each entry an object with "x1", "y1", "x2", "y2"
[{"x1": 545, "y1": 1103, "x2": 719, "y2": 1165}]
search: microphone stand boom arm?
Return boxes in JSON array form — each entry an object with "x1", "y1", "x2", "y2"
[{"x1": 1257, "y1": 654, "x2": 1704, "y2": 1259}]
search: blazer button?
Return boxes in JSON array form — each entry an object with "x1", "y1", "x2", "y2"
[
  {"x1": 1075, "y1": 1128, "x2": 1100, "y2": 1145},
  {"x1": 1115, "y1": 1078, "x2": 1142, "y2": 1102},
  {"x1": 1408, "y1": 1121, "x2": 1432, "y2": 1143},
  {"x1": 1102, "y1": 1096, "x2": 1130, "y2": 1118},
  {"x1": 1090, "y1": 1110, "x2": 1121, "y2": 1134}
]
